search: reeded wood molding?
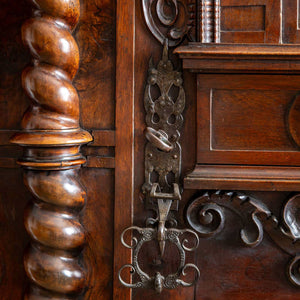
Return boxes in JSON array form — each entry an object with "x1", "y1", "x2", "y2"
[{"x1": 10, "y1": 0, "x2": 92, "y2": 298}]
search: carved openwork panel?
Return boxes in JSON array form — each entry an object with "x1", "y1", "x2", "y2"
[{"x1": 185, "y1": 191, "x2": 300, "y2": 287}]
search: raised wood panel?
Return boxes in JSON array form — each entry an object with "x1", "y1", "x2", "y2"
[
  {"x1": 220, "y1": 0, "x2": 280, "y2": 43},
  {"x1": 282, "y1": 0, "x2": 300, "y2": 43},
  {"x1": 221, "y1": 5, "x2": 265, "y2": 31},
  {"x1": 197, "y1": 74, "x2": 300, "y2": 166},
  {"x1": 211, "y1": 89, "x2": 296, "y2": 151}
]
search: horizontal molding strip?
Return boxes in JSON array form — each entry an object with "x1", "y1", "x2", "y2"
[
  {"x1": 0, "y1": 130, "x2": 116, "y2": 169},
  {"x1": 185, "y1": 164, "x2": 300, "y2": 191},
  {"x1": 85, "y1": 156, "x2": 115, "y2": 169}
]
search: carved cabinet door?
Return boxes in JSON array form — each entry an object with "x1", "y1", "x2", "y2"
[{"x1": 0, "y1": 0, "x2": 299, "y2": 299}]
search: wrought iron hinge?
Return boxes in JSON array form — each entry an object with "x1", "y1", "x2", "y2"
[{"x1": 118, "y1": 40, "x2": 200, "y2": 293}]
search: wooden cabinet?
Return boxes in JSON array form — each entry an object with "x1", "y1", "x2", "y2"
[{"x1": 0, "y1": 0, "x2": 299, "y2": 299}]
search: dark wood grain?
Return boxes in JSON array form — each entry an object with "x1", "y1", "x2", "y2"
[
  {"x1": 2, "y1": 0, "x2": 300, "y2": 299},
  {"x1": 75, "y1": 0, "x2": 116, "y2": 130},
  {"x1": 113, "y1": 0, "x2": 135, "y2": 299}
]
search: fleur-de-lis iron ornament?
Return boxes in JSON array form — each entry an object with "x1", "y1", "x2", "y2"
[{"x1": 118, "y1": 40, "x2": 200, "y2": 293}]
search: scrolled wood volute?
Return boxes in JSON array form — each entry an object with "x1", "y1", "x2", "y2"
[{"x1": 10, "y1": 0, "x2": 92, "y2": 298}]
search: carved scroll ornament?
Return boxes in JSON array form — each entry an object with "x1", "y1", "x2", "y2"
[
  {"x1": 10, "y1": 0, "x2": 92, "y2": 298},
  {"x1": 186, "y1": 191, "x2": 300, "y2": 287},
  {"x1": 142, "y1": 0, "x2": 196, "y2": 46},
  {"x1": 142, "y1": 0, "x2": 223, "y2": 45}
]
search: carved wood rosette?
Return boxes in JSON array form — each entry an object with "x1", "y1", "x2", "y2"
[
  {"x1": 186, "y1": 191, "x2": 300, "y2": 287},
  {"x1": 10, "y1": 0, "x2": 92, "y2": 298}
]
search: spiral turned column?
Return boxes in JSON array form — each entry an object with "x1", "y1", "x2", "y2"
[{"x1": 10, "y1": 0, "x2": 92, "y2": 298}]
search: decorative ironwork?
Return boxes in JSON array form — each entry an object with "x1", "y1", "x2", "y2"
[
  {"x1": 142, "y1": 40, "x2": 185, "y2": 198},
  {"x1": 119, "y1": 226, "x2": 200, "y2": 293},
  {"x1": 119, "y1": 41, "x2": 200, "y2": 293},
  {"x1": 186, "y1": 191, "x2": 300, "y2": 287},
  {"x1": 142, "y1": 0, "x2": 196, "y2": 46}
]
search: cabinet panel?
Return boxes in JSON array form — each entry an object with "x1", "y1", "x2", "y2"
[
  {"x1": 197, "y1": 74, "x2": 300, "y2": 166},
  {"x1": 211, "y1": 89, "x2": 295, "y2": 151},
  {"x1": 283, "y1": 0, "x2": 300, "y2": 43},
  {"x1": 219, "y1": 0, "x2": 280, "y2": 43}
]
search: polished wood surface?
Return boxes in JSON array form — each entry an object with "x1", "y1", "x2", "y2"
[
  {"x1": 113, "y1": 0, "x2": 135, "y2": 299},
  {"x1": 1, "y1": 0, "x2": 115, "y2": 298},
  {"x1": 1, "y1": 0, "x2": 300, "y2": 299},
  {"x1": 10, "y1": 0, "x2": 92, "y2": 298}
]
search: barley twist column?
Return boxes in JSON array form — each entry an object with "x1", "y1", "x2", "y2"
[{"x1": 10, "y1": 0, "x2": 92, "y2": 298}]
